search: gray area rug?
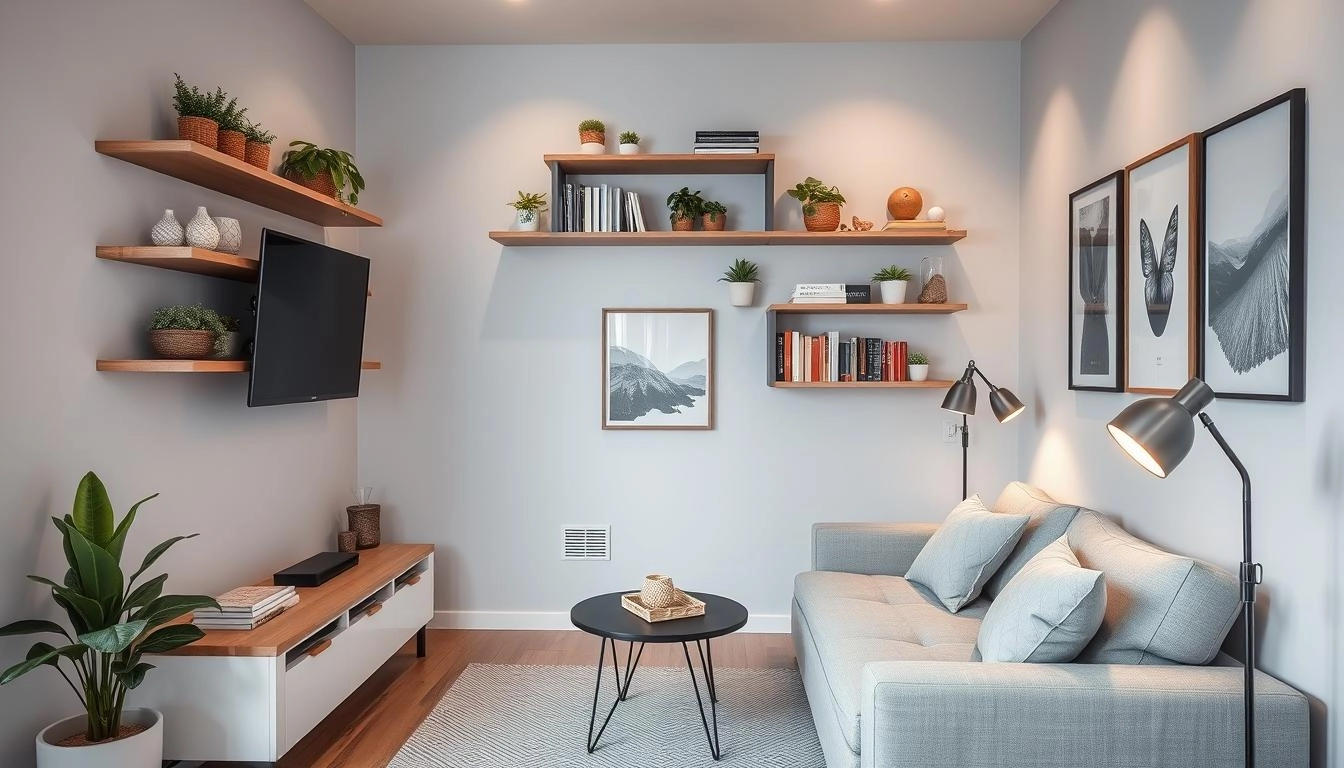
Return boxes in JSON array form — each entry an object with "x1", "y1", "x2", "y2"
[{"x1": 390, "y1": 663, "x2": 824, "y2": 767}]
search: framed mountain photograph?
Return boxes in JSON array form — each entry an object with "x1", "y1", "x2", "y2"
[
  {"x1": 1069, "y1": 171, "x2": 1125, "y2": 392},
  {"x1": 602, "y1": 308, "x2": 714, "y2": 430},
  {"x1": 1200, "y1": 88, "x2": 1306, "y2": 402}
]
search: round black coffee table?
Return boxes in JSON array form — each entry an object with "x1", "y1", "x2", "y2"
[{"x1": 570, "y1": 591, "x2": 748, "y2": 760}]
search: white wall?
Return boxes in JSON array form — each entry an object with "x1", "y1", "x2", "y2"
[
  {"x1": 0, "y1": 2, "x2": 356, "y2": 764},
  {"x1": 1020, "y1": 1, "x2": 1341, "y2": 764},
  {"x1": 355, "y1": 43, "x2": 1022, "y2": 630}
]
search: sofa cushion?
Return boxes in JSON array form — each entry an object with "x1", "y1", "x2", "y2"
[
  {"x1": 1067, "y1": 510, "x2": 1239, "y2": 664},
  {"x1": 905, "y1": 495, "x2": 1029, "y2": 612},
  {"x1": 976, "y1": 535, "x2": 1107, "y2": 663},
  {"x1": 984, "y1": 481, "x2": 1082, "y2": 599},
  {"x1": 794, "y1": 571, "x2": 983, "y2": 752}
]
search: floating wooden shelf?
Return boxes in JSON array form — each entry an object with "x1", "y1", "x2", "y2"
[
  {"x1": 488, "y1": 230, "x2": 967, "y2": 247},
  {"x1": 96, "y1": 360, "x2": 382, "y2": 373},
  {"x1": 97, "y1": 246, "x2": 258, "y2": 281},
  {"x1": 544, "y1": 153, "x2": 774, "y2": 175},
  {"x1": 95, "y1": 140, "x2": 382, "y2": 228},
  {"x1": 769, "y1": 303, "x2": 969, "y2": 314},
  {"x1": 769, "y1": 380, "x2": 954, "y2": 389}
]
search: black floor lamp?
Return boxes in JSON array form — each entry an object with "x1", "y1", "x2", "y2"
[
  {"x1": 940, "y1": 360, "x2": 1025, "y2": 501},
  {"x1": 1106, "y1": 377, "x2": 1259, "y2": 768}
]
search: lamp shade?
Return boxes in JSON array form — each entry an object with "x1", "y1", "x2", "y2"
[
  {"x1": 1106, "y1": 378, "x2": 1215, "y2": 478},
  {"x1": 941, "y1": 378, "x2": 976, "y2": 415},
  {"x1": 989, "y1": 387, "x2": 1025, "y2": 423}
]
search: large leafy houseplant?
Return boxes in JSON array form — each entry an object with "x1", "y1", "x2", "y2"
[
  {"x1": 279, "y1": 140, "x2": 366, "y2": 205},
  {"x1": 0, "y1": 473, "x2": 217, "y2": 743}
]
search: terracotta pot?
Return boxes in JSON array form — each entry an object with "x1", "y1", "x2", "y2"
[
  {"x1": 286, "y1": 168, "x2": 337, "y2": 198},
  {"x1": 244, "y1": 141, "x2": 271, "y2": 170},
  {"x1": 217, "y1": 129, "x2": 246, "y2": 161},
  {"x1": 177, "y1": 116, "x2": 218, "y2": 149},
  {"x1": 701, "y1": 211, "x2": 727, "y2": 232},
  {"x1": 671, "y1": 215, "x2": 694, "y2": 232},
  {"x1": 803, "y1": 202, "x2": 841, "y2": 232},
  {"x1": 150, "y1": 329, "x2": 214, "y2": 359}
]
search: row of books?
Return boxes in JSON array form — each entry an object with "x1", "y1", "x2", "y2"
[
  {"x1": 194, "y1": 585, "x2": 299, "y2": 630},
  {"x1": 558, "y1": 183, "x2": 649, "y2": 233},
  {"x1": 790, "y1": 283, "x2": 872, "y2": 304},
  {"x1": 775, "y1": 332, "x2": 913, "y2": 383},
  {"x1": 693, "y1": 130, "x2": 759, "y2": 154}
]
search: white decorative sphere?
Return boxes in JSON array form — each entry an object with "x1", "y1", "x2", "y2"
[{"x1": 926, "y1": 206, "x2": 946, "y2": 222}]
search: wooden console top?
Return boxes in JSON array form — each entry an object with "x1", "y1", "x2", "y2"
[{"x1": 162, "y1": 543, "x2": 434, "y2": 658}]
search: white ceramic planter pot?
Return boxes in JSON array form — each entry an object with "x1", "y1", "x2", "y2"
[
  {"x1": 879, "y1": 280, "x2": 909, "y2": 304},
  {"x1": 579, "y1": 142, "x2": 605, "y2": 155},
  {"x1": 728, "y1": 282, "x2": 756, "y2": 307},
  {"x1": 37, "y1": 708, "x2": 162, "y2": 768},
  {"x1": 515, "y1": 209, "x2": 540, "y2": 232},
  {"x1": 909, "y1": 364, "x2": 930, "y2": 382},
  {"x1": 619, "y1": 143, "x2": 640, "y2": 155}
]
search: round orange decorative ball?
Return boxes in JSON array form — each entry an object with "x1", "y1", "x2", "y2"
[{"x1": 887, "y1": 187, "x2": 924, "y2": 221}]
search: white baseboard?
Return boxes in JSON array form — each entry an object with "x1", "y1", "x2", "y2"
[{"x1": 431, "y1": 610, "x2": 791, "y2": 634}]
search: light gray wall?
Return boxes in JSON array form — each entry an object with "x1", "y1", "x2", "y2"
[
  {"x1": 1020, "y1": 0, "x2": 1340, "y2": 764},
  {"x1": 0, "y1": 1, "x2": 356, "y2": 764},
  {"x1": 355, "y1": 43, "x2": 1022, "y2": 629}
]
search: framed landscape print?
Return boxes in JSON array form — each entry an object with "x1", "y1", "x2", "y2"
[
  {"x1": 602, "y1": 308, "x2": 714, "y2": 430},
  {"x1": 1200, "y1": 88, "x2": 1306, "y2": 402},
  {"x1": 1069, "y1": 171, "x2": 1125, "y2": 391},
  {"x1": 1124, "y1": 135, "x2": 1199, "y2": 395}
]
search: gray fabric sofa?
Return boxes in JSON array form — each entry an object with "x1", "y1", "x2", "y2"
[{"x1": 792, "y1": 482, "x2": 1309, "y2": 768}]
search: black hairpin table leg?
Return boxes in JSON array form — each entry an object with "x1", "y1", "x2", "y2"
[
  {"x1": 683, "y1": 639, "x2": 722, "y2": 760},
  {"x1": 586, "y1": 637, "x2": 644, "y2": 753}
]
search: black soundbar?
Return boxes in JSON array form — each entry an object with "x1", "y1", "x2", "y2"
[{"x1": 273, "y1": 551, "x2": 359, "y2": 587}]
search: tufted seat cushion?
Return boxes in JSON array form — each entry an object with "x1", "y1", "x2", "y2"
[{"x1": 793, "y1": 570, "x2": 983, "y2": 752}]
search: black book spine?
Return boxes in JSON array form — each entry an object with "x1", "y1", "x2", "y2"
[
  {"x1": 775, "y1": 332, "x2": 785, "y2": 382},
  {"x1": 867, "y1": 338, "x2": 881, "y2": 382},
  {"x1": 844, "y1": 284, "x2": 872, "y2": 303}
]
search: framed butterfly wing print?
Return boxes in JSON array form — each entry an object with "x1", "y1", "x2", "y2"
[{"x1": 1124, "y1": 134, "x2": 1199, "y2": 394}]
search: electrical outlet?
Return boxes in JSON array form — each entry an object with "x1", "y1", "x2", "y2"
[{"x1": 942, "y1": 420, "x2": 960, "y2": 443}]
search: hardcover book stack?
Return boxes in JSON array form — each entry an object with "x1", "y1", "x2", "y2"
[
  {"x1": 882, "y1": 219, "x2": 947, "y2": 231},
  {"x1": 194, "y1": 585, "x2": 299, "y2": 631},
  {"x1": 558, "y1": 184, "x2": 649, "y2": 233},
  {"x1": 775, "y1": 332, "x2": 910, "y2": 383},
  {"x1": 693, "y1": 130, "x2": 760, "y2": 154},
  {"x1": 790, "y1": 283, "x2": 872, "y2": 304}
]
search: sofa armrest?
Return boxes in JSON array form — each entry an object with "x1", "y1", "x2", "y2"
[
  {"x1": 811, "y1": 522, "x2": 938, "y2": 575},
  {"x1": 860, "y1": 661, "x2": 1308, "y2": 768}
]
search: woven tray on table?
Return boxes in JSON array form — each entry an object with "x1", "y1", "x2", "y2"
[{"x1": 621, "y1": 590, "x2": 706, "y2": 623}]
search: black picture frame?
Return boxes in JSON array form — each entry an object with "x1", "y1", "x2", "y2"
[
  {"x1": 1198, "y1": 88, "x2": 1307, "y2": 402},
  {"x1": 1068, "y1": 171, "x2": 1125, "y2": 392}
]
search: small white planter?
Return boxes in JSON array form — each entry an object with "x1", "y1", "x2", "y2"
[
  {"x1": 909, "y1": 364, "x2": 930, "y2": 382},
  {"x1": 728, "y1": 282, "x2": 757, "y2": 307},
  {"x1": 579, "y1": 142, "x2": 605, "y2": 155},
  {"x1": 879, "y1": 280, "x2": 909, "y2": 304},
  {"x1": 515, "y1": 209, "x2": 540, "y2": 232},
  {"x1": 37, "y1": 708, "x2": 163, "y2": 768},
  {"x1": 619, "y1": 143, "x2": 640, "y2": 155}
]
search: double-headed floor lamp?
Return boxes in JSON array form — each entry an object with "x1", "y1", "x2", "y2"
[
  {"x1": 940, "y1": 360, "x2": 1026, "y2": 500},
  {"x1": 1106, "y1": 377, "x2": 1259, "y2": 768}
]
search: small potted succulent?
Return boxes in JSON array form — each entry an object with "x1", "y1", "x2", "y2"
[
  {"x1": 280, "y1": 140, "x2": 365, "y2": 204},
  {"x1": 872, "y1": 265, "x2": 913, "y2": 304},
  {"x1": 508, "y1": 191, "x2": 548, "y2": 232},
  {"x1": 702, "y1": 200, "x2": 728, "y2": 232},
  {"x1": 666, "y1": 187, "x2": 704, "y2": 232},
  {"x1": 215, "y1": 96, "x2": 249, "y2": 161},
  {"x1": 618, "y1": 131, "x2": 641, "y2": 155},
  {"x1": 787, "y1": 176, "x2": 846, "y2": 232},
  {"x1": 171, "y1": 73, "x2": 228, "y2": 150},
  {"x1": 719, "y1": 258, "x2": 760, "y2": 307},
  {"x1": 578, "y1": 119, "x2": 606, "y2": 154},
  {"x1": 242, "y1": 120, "x2": 276, "y2": 171},
  {"x1": 148, "y1": 304, "x2": 231, "y2": 359},
  {"x1": 908, "y1": 350, "x2": 930, "y2": 381}
]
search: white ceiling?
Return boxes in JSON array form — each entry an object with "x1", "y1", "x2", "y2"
[{"x1": 305, "y1": 0, "x2": 1061, "y2": 45}]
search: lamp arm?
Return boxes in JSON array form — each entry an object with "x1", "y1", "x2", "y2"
[{"x1": 970, "y1": 363, "x2": 997, "y2": 389}]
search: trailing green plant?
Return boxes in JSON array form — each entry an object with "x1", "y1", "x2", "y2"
[
  {"x1": 908, "y1": 351, "x2": 929, "y2": 366},
  {"x1": 702, "y1": 200, "x2": 727, "y2": 222},
  {"x1": 509, "y1": 191, "x2": 547, "y2": 213},
  {"x1": 578, "y1": 119, "x2": 606, "y2": 133},
  {"x1": 149, "y1": 304, "x2": 231, "y2": 356},
  {"x1": 219, "y1": 314, "x2": 240, "y2": 333},
  {"x1": 871, "y1": 265, "x2": 913, "y2": 283},
  {"x1": 718, "y1": 258, "x2": 760, "y2": 283},
  {"x1": 786, "y1": 176, "x2": 846, "y2": 217},
  {"x1": 242, "y1": 120, "x2": 275, "y2": 145},
  {"x1": 666, "y1": 187, "x2": 705, "y2": 220},
  {"x1": 618, "y1": 131, "x2": 640, "y2": 145},
  {"x1": 279, "y1": 140, "x2": 366, "y2": 205},
  {"x1": 0, "y1": 472, "x2": 217, "y2": 742},
  {"x1": 171, "y1": 73, "x2": 228, "y2": 121}
]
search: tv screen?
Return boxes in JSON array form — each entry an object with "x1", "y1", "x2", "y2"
[{"x1": 248, "y1": 229, "x2": 370, "y2": 407}]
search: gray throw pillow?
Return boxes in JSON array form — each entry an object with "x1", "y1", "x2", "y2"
[
  {"x1": 905, "y1": 496, "x2": 1028, "y2": 613},
  {"x1": 983, "y1": 482, "x2": 1082, "y2": 599},
  {"x1": 976, "y1": 535, "x2": 1107, "y2": 663}
]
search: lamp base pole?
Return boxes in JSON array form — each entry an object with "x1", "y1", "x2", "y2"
[{"x1": 960, "y1": 414, "x2": 968, "y2": 501}]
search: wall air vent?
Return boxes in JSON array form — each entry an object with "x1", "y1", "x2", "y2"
[{"x1": 563, "y1": 526, "x2": 610, "y2": 561}]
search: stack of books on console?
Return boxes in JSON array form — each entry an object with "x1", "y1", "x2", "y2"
[
  {"x1": 194, "y1": 585, "x2": 299, "y2": 631},
  {"x1": 882, "y1": 219, "x2": 947, "y2": 231},
  {"x1": 789, "y1": 283, "x2": 872, "y2": 304},
  {"x1": 693, "y1": 130, "x2": 760, "y2": 154}
]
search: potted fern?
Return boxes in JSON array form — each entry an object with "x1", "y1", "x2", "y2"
[
  {"x1": 242, "y1": 120, "x2": 276, "y2": 170},
  {"x1": 618, "y1": 131, "x2": 641, "y2": 155},
  {"x1": 872, "y1": 265, "x2": 913, "y2": 304},
  {"x1": 719, "y1": 258, "x2": 761, "y2": 307},
  {"x1": 666, "y1": 187, "x2": 704, "y2": 232},
  {"x1": 702, "y1": 200, "x2": 728, "y2": 232},
  {"x1": 279, "y1": 140, "x2": 365, "y2": 205},
  {"x1": 579, "y1": 119, "x2": 606, "y2": 154},
  {"x1": 908, "y1": 350, "x2": 930, "y2": 381},
  {"x1": 508, "y1": 191, "x2": 547, "y2": 232},
  {"x1": 787, "y1": 176, "x2": 846, "y2": 232},
  {"x1": 171, "y1": 73, "x2": 227, "y2": 150},
  {"x1": 0, "y1": 472, "x2": 216, "y2": 768},
  {"x1": 149, "y1": 304, "x2": 230, "y2": 359}
]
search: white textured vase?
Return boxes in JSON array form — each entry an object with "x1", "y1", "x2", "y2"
[
  {"x1": 212, "y1": 217, "x2": 242, "y2": 254},
  {"x1": 150, "y1": 209, "x2": 184, "y2": 246},
  {"x1": 185, "y1": 207, "x2": 219, "y2": 250},
  {"x1": 619, "y1": 143, "x2": 640, "y2": 155},
  {"x1": 36, "y1": 708, "x2": 163, "y2": 768},
  {"x1": 515, "y1": 209, "x2": 540, "y2": 232},
  {"x1": 728, "y1": 282, "x2": 756, "y2": 307},
  {"x1": 879, "y1": 280, "x2": 909, "y2": 304},
  {"x1": 909, "y1": 364, "x2": 930, "y2": 382},
  {"x1": 579, "y1": 142, "x2": 605, "y2": 155}
]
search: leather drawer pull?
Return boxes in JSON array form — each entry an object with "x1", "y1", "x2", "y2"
[
  {"x1": 365, "y1": 604, "x2": 383, "y2": 618},
  {"x1": 306, "y1": 639, "x2": 333, "y2": 657},
  {"x1": 405, "y1": 575, "x2": 421, "y2": 587}
]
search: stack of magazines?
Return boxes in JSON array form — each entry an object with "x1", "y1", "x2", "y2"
[
  {"x1": 693, "y1": 130, "x2": 759, "y2": 154},
  {"x1": 194, "y1": 585, "x2": 299, "y2": 631}
]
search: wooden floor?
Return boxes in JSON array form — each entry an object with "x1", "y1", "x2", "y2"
[{"x1": 197, "y1": 629, "x2": 796, "y2": 768}]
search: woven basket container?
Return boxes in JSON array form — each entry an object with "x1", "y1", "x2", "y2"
[
  {"x1": 640, "y1": 574, "x2": 677, "y2": 609},
  {"x1": 150, "y1": 329, "x2": 213, "y2": 359},
  {"x1": 286, "y1": 168, "x2": 338, "y2": 198},
  {"x1": 917, "y1": 274, "x2": 949, "y2": 304},
  {"x1": 177, "y1": 116, "x2": 219, "y2": 149},
  {"x1": 804, "y1": 202, "x2": 841, "y2": 232},
  {"x1": 337, "y1": 531, "x2": 357, "y2": 553},
  {"x1": 217, "y1": 130, "x2": 246, "y2": 161},
  {"x1": 347, "y1": 504, "x2": 381, "y2": 549},
  {"x1": 671, "y1": 215, "x2": 694, "y2": 232},
  {"x1": 701, "y1": 212, "x2": 727, "y2": 232},
  {"x1": 579, "y1": 130, "x2": 605, "y2": 146},
  {"x1": 245, "y1": 141, "x2": 271, "y2": 170}
]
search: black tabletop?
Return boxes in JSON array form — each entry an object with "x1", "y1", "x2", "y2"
[{"x1": 570, "y1": 592, "x2": 749, "y2": 643}]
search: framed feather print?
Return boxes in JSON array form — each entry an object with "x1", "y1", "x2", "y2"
[
  {"x1": 1124, "y1": 135, "x2": 1199, "y2": 395},
  {"x1": 1069, "y1": 171, "x2": 1125, "y2": 391},
  {"x1": 1199, "y1": 89, "x2": 1306, "y2": 402}
]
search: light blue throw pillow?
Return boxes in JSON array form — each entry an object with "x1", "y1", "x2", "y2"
[{"x1": 905, "y1": 495, "x2": 1028, "y2": 613}]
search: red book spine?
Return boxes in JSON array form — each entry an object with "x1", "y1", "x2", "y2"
[
  {"x1": 783, "y1": 330, "x2": 793, "y2": 381},
  {"x1": 897, "y1": 341, "x2": 908, "y2": 382},
  {"x1": 883, "y1": 341, "x2": 893, "y2": 382},
  {"x1": 811, "y1": 336, "x2": 822, "y2": 382}
]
